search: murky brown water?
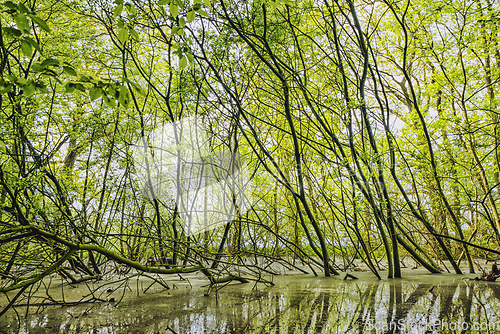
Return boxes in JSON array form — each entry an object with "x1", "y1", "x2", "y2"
[{"x1": 1, "y1": 267, "x2": 500, "y2": 333}]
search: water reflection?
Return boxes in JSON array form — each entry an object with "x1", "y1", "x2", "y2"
[{"x1": 2, "y1": 273, "x2": 500, "y2": 333}]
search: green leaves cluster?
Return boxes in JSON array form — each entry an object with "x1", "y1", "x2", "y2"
[
  {"x1": 65, "y1": 76, "x2": 138, "y2": 109},
  {"x1": 158, "y1": 0, "x2": 210, "y2": 20},
  {"x1": 1, "y1": 1, "x2": 50, "y2": 58},
  {"x1": 113, "y1": 0, "x2": 139, "y2": 45}
]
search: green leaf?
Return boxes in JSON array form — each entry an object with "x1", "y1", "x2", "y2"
[
  {"x1": 169, "y1": 3, "x2": 178, "y2": 18},
  {"x1": 14, "y1": 13, "x2": 30, "y2": 33},
  {"x1": 41, "y1": 69, "x2": 58, "y2": 77},
  {"x1": 89, "y1": 86, "x2": 102, "y2": 101},
  {"x1": 118, "y1": 27, "x2": 129, "y2": 44},
  {"x1": 114, "y1": 4, "x2": 123, "y2": 17},
  {"x1": 31, "y1": 62, "x2": 45, "y2": 72},
  {"x1": 74, "y1": 83, "x2": 86, "y2": 92},
  {"x1": 28, "y1": 14, "x2": 51, "y2": 33},
  {"x1": 20, "y1": 39, "x2": 32, "y2": 57},
  {"x1": 65, "y1": 82, "x2": 85, "y2": 93},
  {"x1": 0, "y1": 83, "x2": 13, "y2": 94},
  {"x1": 3, "y1": 27, "x2": 21, "y2": 37},
  {"x1": 129, "y1": 27, "x2": 139, "y2": 40},
  {"x1": 179, "y1": 55, "x2": 187, "y2": 69},
  {"x1": 17, "y1": 3, "x2": 29, "y2": 13},
  {"x1": 203, "y1": 0, "x2": 211, "y2": 7},
  {"x1": 3, "y1": 1, "x2": 17, "y2": 10},
  {"x1": 41, "y1": 58, "x2": 59, "y2": 66},
  {"x1": 63, "y1": 66, "x2": 77, "y2": 76},
  {"x1": 123, "y1": 77, "x2": 143, "y2": 94},
  {"x1": 103, "y1": 95, "x2": 116, "y2": 108},
  {"x1": 197, "y1": 9, "x2": 208, "y2": 17},
  {"x1": 130, "y1": 82, "x2": 143, "y2": 94},
  {"x1": 16, "y1": 77, "x2": 27, "y2": 85},
  {"x1": 0, "y1": 140, "x2": 6, "y2": 153},
  {"x1": 25, "y1": 36, "x2": 41, "y2": 53},
  {"x1": 77, "y1": 74, "x2": 91, "y2": 82},
  {"x1": 23, "y1": 82, "x2": 36, "y2": 96},
  {"x1": 118, "y1": 85, "x2": 130, "y2": 107},
  {"x1": 108, "y1": 85, "x2": 117, "y2": 97},
  {"x1": 179, "y1": 17, "x2": 185, "y2": 27},
  {"x1": 187, "y1": 9, "x2": 195, "y2": 22},
  {"x1": 186, "y1": 52, "x2": 194, "y2": 64},
  {"x1": 159, "y1": 0, "x2": 168, "y2": 5},
  {"x1": 36, "y1": 81, "x2": 49, "y2": 94},
  {"x1": 125, "y1": 3, "x2": 136, "y2": 15},
  {"x1": 65, "y1": 83, "x2": 75, "y2": 93}
]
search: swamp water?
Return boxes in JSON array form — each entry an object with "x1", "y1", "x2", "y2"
[{"x1": 1, "y1": 267, "x2": 500, "y2": 333}]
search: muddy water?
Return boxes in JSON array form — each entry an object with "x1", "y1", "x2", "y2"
[{"x1": 1, "y1": 268, "x2": 500, "y2": 333}]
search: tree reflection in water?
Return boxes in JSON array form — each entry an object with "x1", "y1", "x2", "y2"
[{"x1": 1, "y1": 274, "x2": 500, "y2": 333}]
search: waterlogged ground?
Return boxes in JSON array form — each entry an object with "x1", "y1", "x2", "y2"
[{"x1": 1, "y1": 264, "x2": 500, "y2": 333}]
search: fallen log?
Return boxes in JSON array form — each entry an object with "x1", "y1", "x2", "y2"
[{"x1": 474, "y1": 264, "x2": 500, "y2": 281}]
